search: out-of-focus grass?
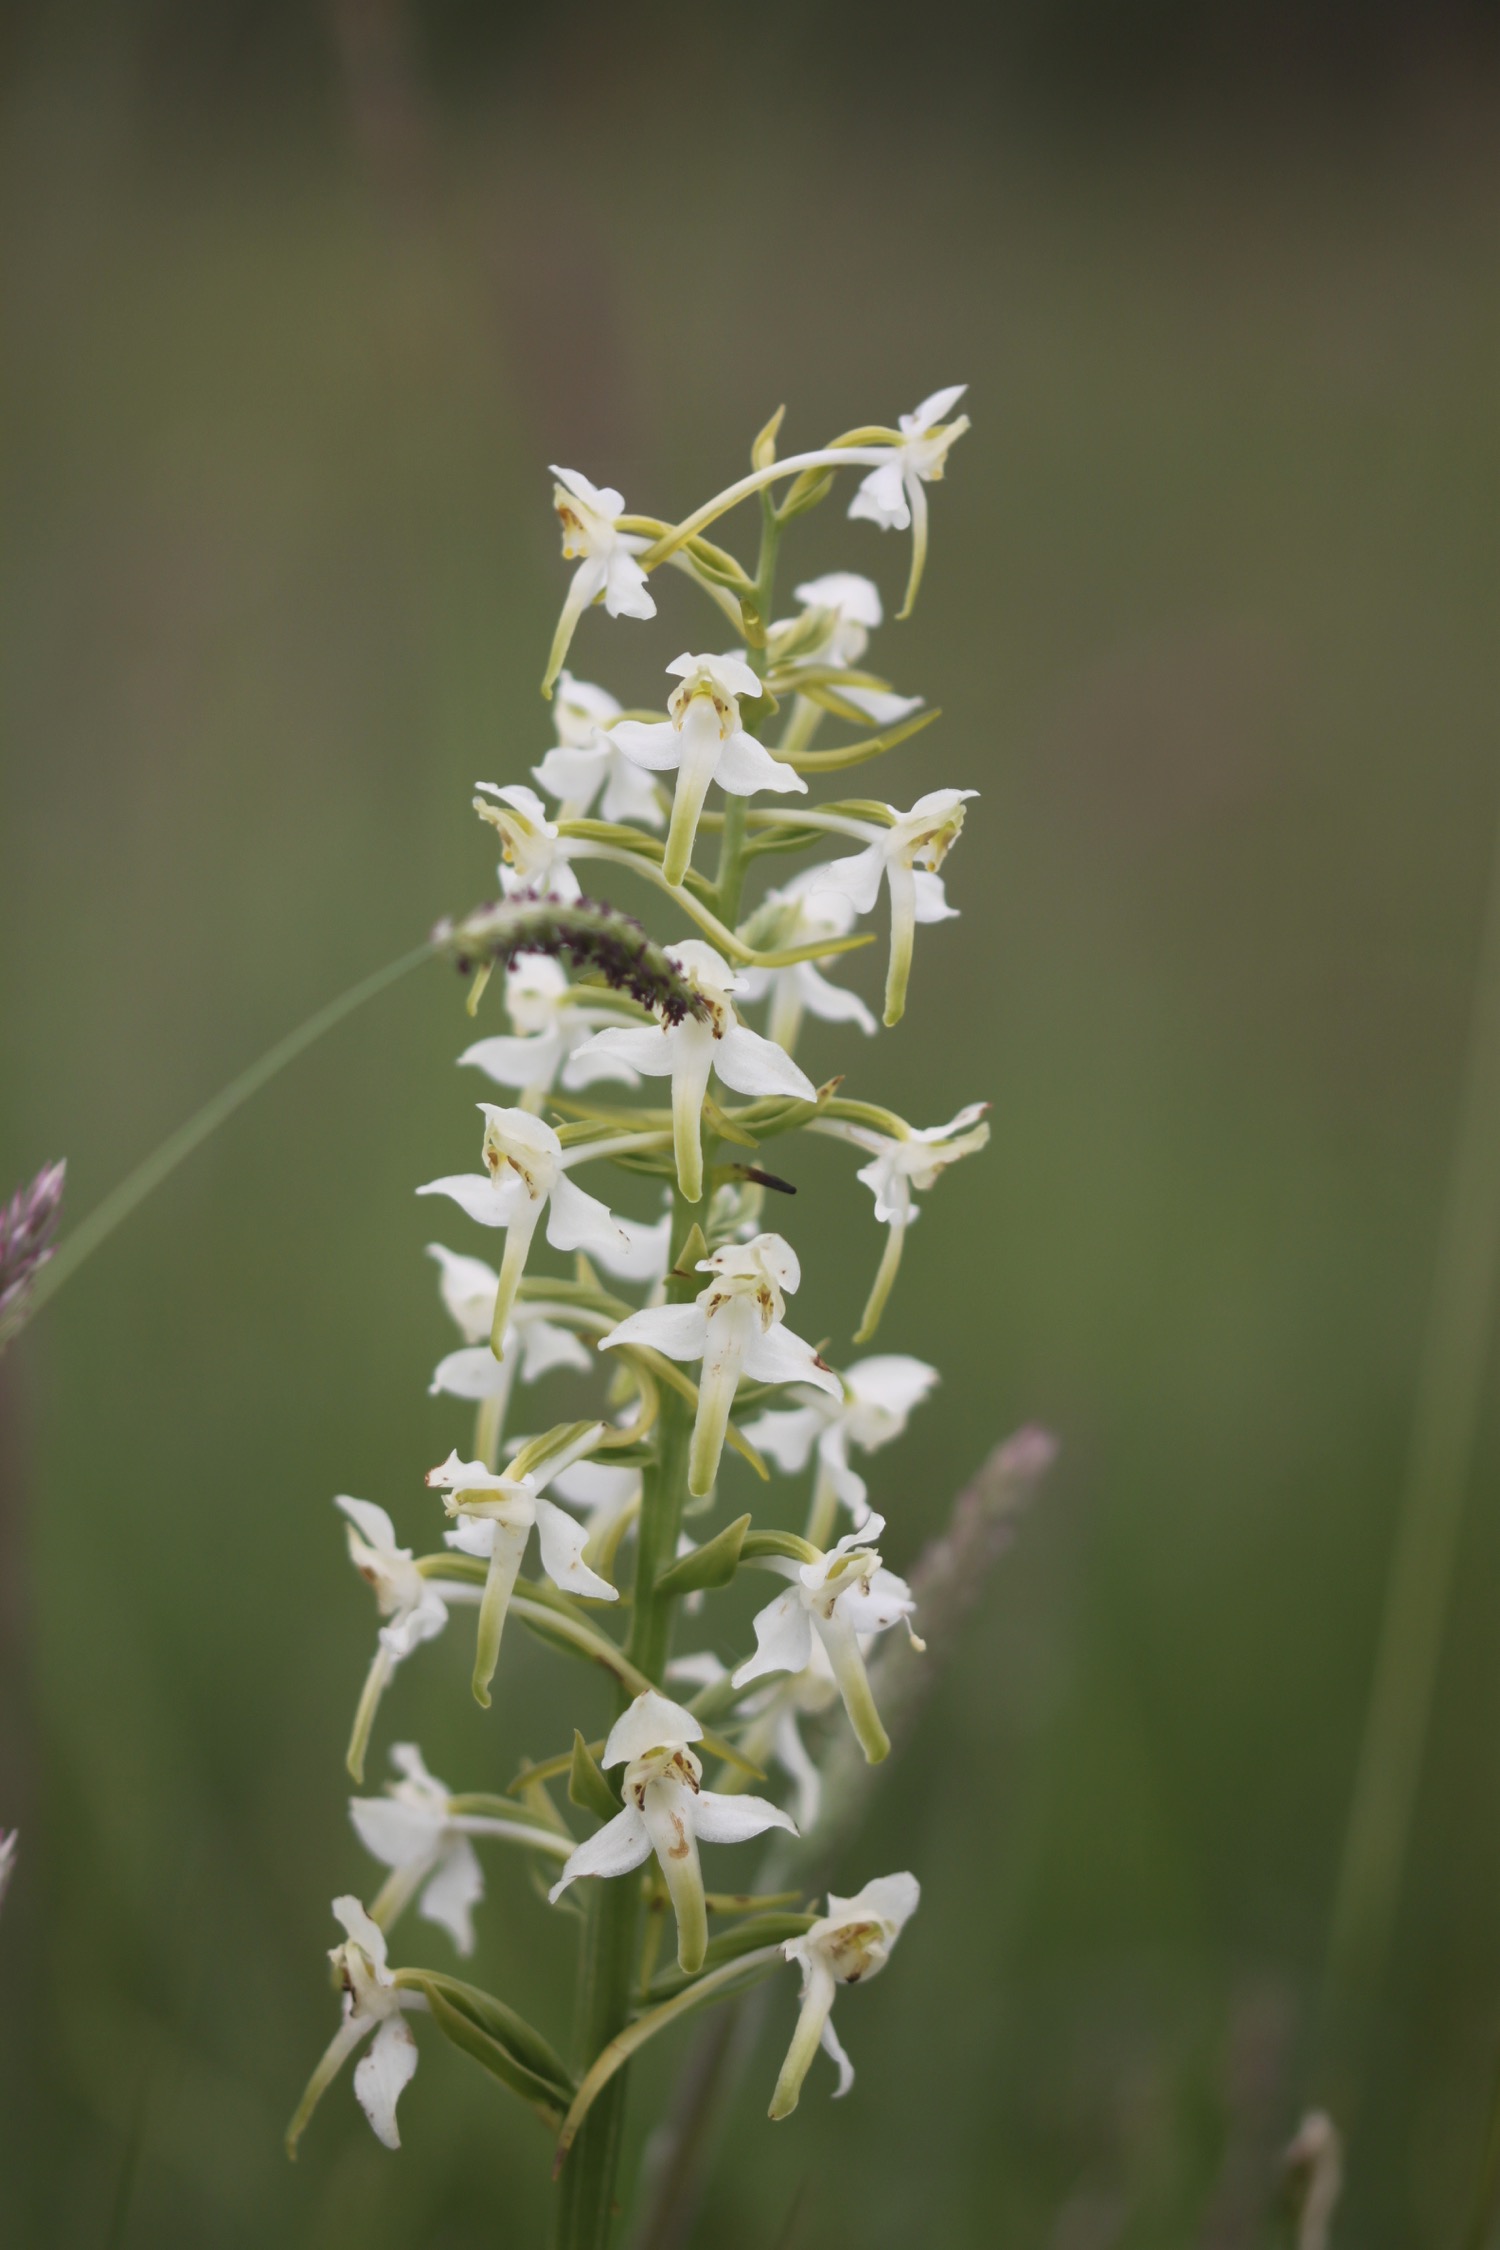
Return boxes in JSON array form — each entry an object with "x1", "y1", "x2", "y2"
[{"x1": 1, "y1": 31, "x2": 1496, "y2": 2249}]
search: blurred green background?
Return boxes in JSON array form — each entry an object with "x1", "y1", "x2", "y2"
[{"x1": 2, "y1": 4, "x2": 1497, "y2": 2243}]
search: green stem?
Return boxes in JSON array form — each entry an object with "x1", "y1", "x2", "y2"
[
  {"x1": 1316, "y1": 773, "x2": 1500, "y2": 2123},
  {"x1": 550, "y1": 1192, "x2": 700, "y2": 2250}
]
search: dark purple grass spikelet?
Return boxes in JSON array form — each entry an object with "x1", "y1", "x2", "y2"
[
  {"x1": 433, "y1": 894, "x2": 711, "y2": 1024},
  {"x1": 0, "y1": 1160, "x2": 67, "y2": 1350}
]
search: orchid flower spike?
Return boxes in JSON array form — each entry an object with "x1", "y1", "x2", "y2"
[
  {"x1": 821, "y1": 1102, "x2": 991, "y2": 1342},
  {"x1": 533, "y1": 671, "x2": 665, "y2": 827},
  {"x1": 548, "y1": 1690, "x2": 795, "y2": 1974},
  {"x1": 458, "y1": 954, "x2": 645, "y2": 1109},
  {"x1": 769, "y1": 1873, "x2": 920, "y2": 2119},
  {"x1": 473, "y1": 783, "x2": 581, "y2": 901},
  {"x1": 427, "y1": 1433, "x2": 616, "y2": 1707},
  {"x1": 802, "y1": 789, "x2": 975, "y2": 1026},
  {"x1": 336, "y1": 1495, "x2": 479, "y2": 1782},
  {"x1": 744, "y1": 1353, "x2": 938, "y2": 1545},
  {"x1": 285, "y1": 1898, "x2": 428, "y2": 2157},
  {"x1": 847, "y1": 384, "x2": 969, "y2": 615},
  {"x1": 417, "y1": 1105, "x2": 667, "y2": 1353},
  {"x1": 732, "y1": 1514, "x2": 920, "y2": 1764},
  {"x1": 669, "y1": 1645, "x2": 841, "y2": 1832},
  {"x1": 574, "y1": 939, "x2": 814, "y2": 1203},
  {"x1": 607, "y1": 652, "x2": 805, "y2": 886},
  {"x1": 426, "y1": 1240, "x2": 592, "y2": 1395},
  {"x1": 735, "y1": 869, "x2": 878, "y2": 1054},
  {"x1": 543, "y1": 468, "x2": 656, "y2": 694},
  {"x1": 350, "y1": 1742, "x2": 569, "y2": 1955},
  {"x1": 785, "y1": 573, "x2": 924, "y2": 728},
  {"x1": 601, "y1": 1232, "x2": 839, "y2": 1497}
]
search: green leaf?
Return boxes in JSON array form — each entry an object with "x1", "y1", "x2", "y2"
[
  {"x1": 569, "y1": 1730, "x2": 620, "y2": 1824},
  {"x1": 655, "y1": 1514, "x2": 751, "y2": 1598},
  {"x1": 405, "y1": 1975, "x2": 576, "y2": 2123},
  {"x1": 646, "y1": 1913, "x2": 815, "y2": 2001}
]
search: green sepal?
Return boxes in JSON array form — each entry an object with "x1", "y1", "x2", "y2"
[
  {"x1": 655, "y1": 1513, "x2": 751, "y2": 1597},
  {"x1": 645, "y1": 1913, "x2": 816, "y2": 2002},
  {"x1": 403, "y1": 1974, "x2": 575, "y2": 2121},
  {"x1": 569, "y1": 1730, "x2": 620, "y2": 1824},
  {"x1": 700, "y1": 1096, "x2": 759, "y2": 1149}
]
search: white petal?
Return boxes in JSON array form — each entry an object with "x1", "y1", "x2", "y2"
[
  {"x1": 425, "y1": 1243, "x2": 499, "y2": 1342},
  {"x1": 533, "y1": 742, "x2": 609, "y2": 807},
  {"x1": 415, "y1": 1173, "x2": 516, "y2": 1228},
  {"x1": 848, "y1": 458, "x2": 910, "y2": 530},
  {"x1": 333, "y1": 1894, "x2": 390, "y2": 1970},
  {"x1": 712, "y1": 1023, "x2": 816, "y2": 1102},
  {"x1": 738, "y1": 1404, "x2": 826, "y2": 1475},
  {"x1": 516, "y1": 1318, "x2": 593, "y2": 1381},
  {"x1": 571, "y1": 1024, "x2": 677, "y2": 1078},
  {"x1": 546, "y1": 1172, "x2": 630, "y2": 1258},
  {"x1": 714, "y1": 731, "x2": 808, "y2": 798},
  {"x1": 691, "y1": 1790, "x2": 798, "y2": 1845},
  {"x1": 589, "y1": 1208, "x2": 672, "y2": 1285},
  {"x1": 794, "y1": 965, "x2": 878, "y2": 1033},
  {"x1": 336, "y1": 1495, "x2": 398, "y2": 1555},
  {"x1": 460, "y1": 1031, "x2": 567, "y2": 1092},
  {"x1": 428, "y1": 1345, "x2": 510, "y2": 1400},
  {"x1": 906, "y1": 382, "x2": 967, "y2": 432},
  {"x1": 607, "y1": 719, "x2": 682, "y2": 772},
  {"x1": 603, "y1": 1688, "x2": 702, "y2": 1767},
  {"x1": 548, "y1": 1805, "x2": 651, "y2": 1901},
  {"x1": 772, "y1": 1709, "x2": 823, "y2": 1833},
  {"x1": 417, "y1": 1836, "x2": 485, "y2": 1955},
  {"x1": 836, "y1": 684, "x2": 926, "y2": 727},
  {"x1": 353, "y1": 2014, "x2": 418, "y2": 2149},
  {"x1": 820, "y1": 2009, "x2": 856, "y2": 2099},
  {"x1": 600, "y1": 756, "x2": 666, "y2": 827},
  {"x1": 599, "y1": 1303, "x2": 708, "y2": 1362},
  {"x1": 379, "y1": 1583, "x2": 450, "y2": 1659},
  {"x1": 741, "y1": 1323, "x2": 841, "y2": 1396},
  {"x1": 802, "y1": 847, "x2": 886, "y2": 918},
  {"x1": 603, "y1": 549, "x2": 656, "y2": 619},
  {"x1": 846, "y1": 1354, "x2": 939, "y2": 1418},
  {"x1": 732, "y1": 1589, "x2": 815, "y2": 1687},
  {"x1": 349, "y1": 1797, "x2": 443, "y2": 1870},
  {"x1": 532, "y1": 1496, "x2": 620, "y2": 1602},
  {"x1": 911, "y1": 869, "x2": 958, "y2": 924}
]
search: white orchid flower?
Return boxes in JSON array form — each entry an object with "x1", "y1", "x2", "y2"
[
  {"x1": 735, "y1": 870, "x2": 878, "y2": 1054},
  {"x1": 607, "y1": 652, "x2": 805, "y2": 886},
  {"x1": 286, "y1": 1897, "x2": 428, "y2": 2156},
  {"x1": 426, "y1": 1241, "x2": 592, "y2": 1399},
  {"x1": 533, "y1": 671, "x2": 665, "y2": 828},
  {"x1": 548, "y1": 1690, "x2": 795, "y2": 1974},
  {"x1": 473, "y1": 783, "x2": 581, "y2": 902},
  {"x1": 786, "y1": 572, "x2": 924, "y2": 729},
  {"x1": 819, "y1": 1102, "x2": 991, "y2": 1341},
  {"x1": 800, "y1": 788, "x2": 975, "y2": 1026},
  {"x1": 847, "y1": 383, "x2": 969, "y2": 614},
  {"x1": 769, "y1": 1873, "x2": 920, "y2": 2119},
  {"x1": 600, "y1": 1232, "x2": 839, "y2": 1498},
  {"x1": 732, "y1": 1514, "x2": 919, "y2": 1764},
  {"x1": 458, "y1": 955, "x2": 645, "y2": 1109},
  {"x1": 574, "y1": 939, "x2": 814, "y2": 1203},
  {"x1": 337, "y1": 1495, "x2": 479, "y2": 1782},
  {"x1": 543, "y1": 467, "x2": 656, "y2": 693},
  {"x1": 417, "y1": 1105, "x2": 669, "y2": 1352},
  {"x1": 426, "y1": 1437, "x2": 617, "y2": 1706},
  {"x1": 350, "y1": 1742, "x2": 570, "y2": 1956},
  {"x1": 743, "y1": 1353, "x2": 938, "y2": 1542},
  {"x1": 668, "y1": 1646, "x2": 840, "y2": 1833}
]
